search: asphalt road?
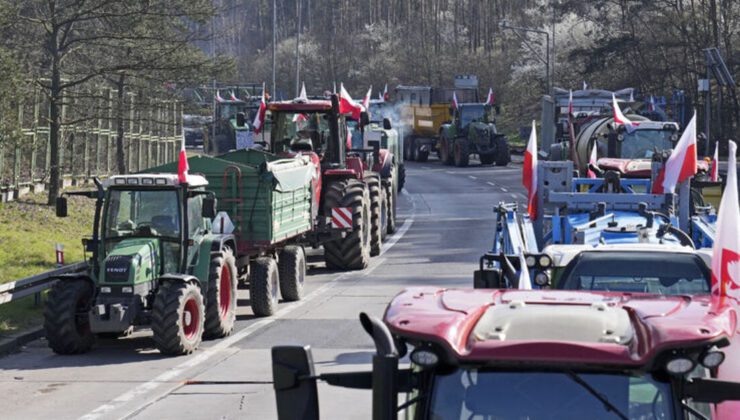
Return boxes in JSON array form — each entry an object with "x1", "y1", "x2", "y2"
[{"x1": 0, "y1": 156, "x2": 526, "y2": 420}]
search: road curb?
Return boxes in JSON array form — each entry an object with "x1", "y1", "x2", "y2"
[{"x1": 0, "y1": 327, "x2": 44, "y2": 356}]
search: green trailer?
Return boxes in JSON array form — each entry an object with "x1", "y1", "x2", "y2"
[{"x1": 146, "y1": 149, "x2": 315, "y2": 316}]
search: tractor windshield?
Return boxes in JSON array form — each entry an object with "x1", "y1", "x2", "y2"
[
  {"x1": 104, "y1": 189, "x2": 181, "y2": 240},
  {"x1": 216, "y1": 102, "x2": 247, "y2": 120},
  {"x1": 459, "y1": 105, "x2": 488, "y2": 126},
  {"x1": 271, "y1": 111, "x2": 329, "y2": 154},
  {"x1": 428, "y1": 368, "x2": 674, "y2": 419},
  {"x1": 557, "y1": 251, "x2": 710, "y2": 294},
  {"x1": 619, "y1": 129, "x2": 675, "y2": 159}
]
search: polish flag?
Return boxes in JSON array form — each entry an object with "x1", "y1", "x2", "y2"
[
  {"x1": 362, "y1": 86, "x2": 372, "y2": 110},
  {"x1": 383, "y1": 84, "x2": 389, "y2": 101},
  {"x1": 298, "y1": 82, "x2": 307, "y2": 100},
  {"x1": 485, "y1": 88, "x2": 495, "y2": 106},
  {"x1": 518, "y1": 253, "x2": 532, "y2": 290},
  {"x1": 292, "y1": 113, "x2": 308, "y2": 123},
  {"x1": 339, "y1": 83, "x2": 363, "y2": 120},
  {"x1": 229, "y1": 92, "x2": 239, "y2": 101},
  {"x1": 648, "y1": 95, "x2": 656, "y2": 112},
  {"x1": 711, "y1": 140, "x2": 740, "y2": 301},
  {"x1": 215, "y1": 91, "x2": 225, "y2": 102},
  {"x1": 587, "y1": 143, "x2": 598, "y2": 178},
  {"x1": 612, "y1": 94, "x2": 638, "y2": 132},
  {"x1": 709, "y1": 142, "x2": 719, "y2": 182},
  {"x1": 568, "y1": 90, "x2": 574, "y2": 116},
  {"x1": 452, "y1": 91, "x2": 459, "y2": 110},
  {"x1": 582, "y1": 81, "x2": 588, "y2": 90},
  {"x1": 252, "y1": 84, "x2": 267, "y2": 134},
  {"x1": 523, "y1": 120, "x2": 538, "y2": 220},
  {"x1": 178, "y1": 132, "x2": 189, "y2": 184},
  {"x1": 652, "y1": 111, "x2": 698, "y2": 194}
]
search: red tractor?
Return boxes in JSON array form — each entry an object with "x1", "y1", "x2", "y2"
[
  {"x1": 267, "y1": 94, "x2": 396, "y2": 269},
  {"x1": 270, "y1": 288, "x2": 740, "y2": 419}
]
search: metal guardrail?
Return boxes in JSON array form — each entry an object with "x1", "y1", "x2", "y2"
[{"x1": 0, "y1": 262, "x2": 88, "y2": 305}]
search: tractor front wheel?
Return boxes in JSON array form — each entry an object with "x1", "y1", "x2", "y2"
[
  {"x1": 278, "y1": 246, "x2": 306, "y2": 302},
  {"x1": 439, "y1": 137, "x2": 451, "y2": 165},
  {"x1": 204, "y1": 248, "x2": 238, "y2": 339},
  {"x1": 152, "y1": 281, "x2": 205, "y2": 355},
  {"x1": 494, "y1": 136, "x2": 511, "y2": 166},
  {"x1": 44, "y1": 279, "x2": 95, "y2": 354},
  {"x1": 454, "y1": 139, "x2": 470, "y2": 167},
  {"x1": 366, "y1": 174, "x2": 383, "y2": 256},
  {"x1": 398, "y1": 163, "x2": 406, "y2": 191},
  {"x1": 250, "y1": 257, "x2": 279, "y2": 316}
]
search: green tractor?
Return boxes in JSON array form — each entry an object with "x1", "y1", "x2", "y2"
[
  {"x1": 438, "y1": 104, "x2": 510, "y2": 167},
  {"x1": 45, "y1": 174, "x2": 237, "y2": 355}
]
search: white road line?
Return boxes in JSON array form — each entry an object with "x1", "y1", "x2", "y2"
[
  {"x1": 445, "y1": 171, "x2": 455, "y2": 174},
  {"x1": 82, "y1": 202, "x2": 417, "y2": 420},
  {"x1": 501, "y1": 187, "x2": 508, "y2": 192},
  {"x1": 468, "y1": 175, "x2": 477, "y2": 180},
  {"x1": 511, "y1": 193, "x2": 519, "y2": 199},
  {"x1": 486, "y1": 182, "x2": 496, "y2": 187}
]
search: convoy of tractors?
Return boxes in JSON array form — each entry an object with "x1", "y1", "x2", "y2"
[{"x1": 37, "y1": 79, "x2": 740, "y2": 419}]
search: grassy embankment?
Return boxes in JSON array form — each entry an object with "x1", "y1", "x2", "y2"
[{"x1": 0, "y1": 192, "x2": 94, "y2": 333}]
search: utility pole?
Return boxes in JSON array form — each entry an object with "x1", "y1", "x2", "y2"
[
  {"x1": 499, "y1": 20, "x2": 551, "y2": 94},
  {"x1": 272, "y1": 0, "x2": 277, "y2": 97},
  {"x1": 295, "y1": 0, "x2": 302, "y2": 97}
]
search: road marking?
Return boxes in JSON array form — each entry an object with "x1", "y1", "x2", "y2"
[
  {"x1": 486, "y1": 182, "x2": 496, "y2": 187},
  {"x1": 81, "y1": 197, "x2": 417, "y2": 420},
  {"x1": 501, "y1": 187, "x2": 508, "y2": 192},
  {"x1": 445, "y1": 171, "x2": 454, "y2": 174},
  {"x1": 511, "y1": 193, "x2": 519, "y2": 199},
  {"x1": 468, "y1": 175, "x2": 477, "y2": 180}
]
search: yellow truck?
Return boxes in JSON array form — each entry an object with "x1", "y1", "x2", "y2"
[{"x1": 396, "y1": 76, "x2": 479, "y2": 162}]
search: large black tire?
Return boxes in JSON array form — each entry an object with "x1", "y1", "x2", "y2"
[
  {"x1": 398, "y1": 163, "x2": 406, "y2": 192},
  {"x1": 454, "y1": 138, "x2": 470, "y2": 167},
  {"x1": 479, "y1": 153, "x2": 495, "y2": 165},
  {"x1": 44, "y1": 279, "x2": 95, "y2": 354},
  {"x1": 366, "y1": 174, "x2": 383, "y2": 256},
  {"x1": 278, "y1": 246, "x2": 305, "y2": 302},
  {"x1": 494, "y1": 135, "x2": 511, "y2": 166},
  {"x1": 152, "y1": 281, "x2": 205, "y2": 355},
  {"x1": 439, "y1": 136, "x2": 452, "y2": 165},
  {"x1": 409, "y1": 138, "x2": 418, "y2": 161},
  {"x1": 385, "y1": 181, "x2": 397, "y2": 234},
  {"x1": 250, "y1": 257, "x2": 279, "y2": 316},
  {"x1": 204, "y1": 249, "x2": 238, "y2": 339},
  {"x1": 323, "y1": 179, "x2": 371, "y2": 270},
  {"x1": 379, "y1": 182, "x2": 389, "y2": 242},
  {"x1": 417, "y1": 147, "x2": 429, "y2": 162}
]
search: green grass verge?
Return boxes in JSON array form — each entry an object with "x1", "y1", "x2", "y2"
[{"x1": 0, "y1": 191, "x2": 94, "y2": 334}]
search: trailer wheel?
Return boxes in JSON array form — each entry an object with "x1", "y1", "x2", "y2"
[
  {"x1": 204, "y1": 248, "x2": 238, "y2": 339},
  {"x1": 417, "y1": 147, "x2": 429, "y2": 162},
  {"x1": 408, "y1": 138, "x2": 418, "y2": 161},
  {"x1": 494, "y1": 136, "x2": 511, "y2": 166},
  {"x1": 479, "y1": 153, "x2": 495, "y2": 165},
  {"x1": 44, "y1": 279, "x2": 95, "y2": 355},
  {"x1": 278, "y1": 246, "x2": 305, "y2": 302},
  {"x1": 454, "y1": 138, "x2": 470, "y2": 167},
  {"x1": 385, "y1": 181, "x2": 396, "y2": 235},
  {"x1": 250, "y1": 257, "x2": 279, "y2": 316},
  {"x1": 152, "y1": 281, "x2": 205, "y2": 355},
  {"x1": 323, "y1": 179, "x2": 371, "y2": 270},
  {"x1": 398, "y1": 163, "x2": 406, "y2": 191},
  {"x1": 439, "y1": 136, "x2": 452, "y2": 165},
  {"x1": 366, "y1": 174, "x2": 383, "y2": 256}
]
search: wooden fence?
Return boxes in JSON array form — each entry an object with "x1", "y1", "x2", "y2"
[{"x1": 0, "y1": 84, "x2": 183, "y2": 200}]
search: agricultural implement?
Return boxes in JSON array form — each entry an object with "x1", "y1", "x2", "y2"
[{"x1": 270, "y1": 289, "x2": 740, "y2": 419}]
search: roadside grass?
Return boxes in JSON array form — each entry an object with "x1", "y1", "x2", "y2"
[{"x1": 0, "y1": 192, "x2": 94, "y2": 334}]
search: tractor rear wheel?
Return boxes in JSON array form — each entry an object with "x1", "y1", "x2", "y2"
[
  {"x1": 323, "y1": 179, "x2": 371, "y2": 270},
  {"x1": 152, "y1": 281, "x2": 205, "y2": 355},
  {"x1": 44, "y1": 279, "x2": 95, "y2": 354},
  {"x1": 479, "y1": 153, "x2": 495, "y2": 165},
  {"x1": 204, "y1": 248, "x2": 238, "y2": 339},
  {"x1": 454, "y1": 139, "x2": 470, "y2": 167},
  {"x1": 385, "y1": 181, "x2": 397, "y2": 234},
  {"x1": 398, "y1": 163, "x2": 406, "y2": 191},
  {"x1": 278, "y1": 246, "x2": 305, "y2": 302},
  {"x1": 439, "y1": 136, "x2": 451, "y2": 165},
  {"x1": 494, "y1": 136, "x2": 511, "y2": 166},
  {"x1": 250, "y1": 257, "x2": 279, "y2": 316},
  {"x1": 366, "y1": 174, "x2": 383, "y2": 256}
]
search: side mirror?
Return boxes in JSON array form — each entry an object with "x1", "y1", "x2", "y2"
[
  {"x1": 272, "y1": 345, "x2": 319, "y2": 420},
  {"x1": 683, "y1": 378, "x2": 740, "y2": 403},
  {"x1": 382, "y1": 118, "x2": 392, "y2": 130},
  {"x1": 236, "y1": 112, "x2": 246, "y2": 127},
  {"x1": 202, "y1": 197, "x2": 217, "y2": 219},
  {"x1": 56, "y1": 196, "x2": 68, "y2": 218},
  {"x1": 359, "y1": 111, "x2": 370, "y2": 127}
]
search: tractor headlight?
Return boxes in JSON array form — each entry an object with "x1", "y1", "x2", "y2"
[
  {"x1": 534, "y1": 271, "x2": 549, "y2": 287},
  {"x1": 410, "y1": 348, "x2": 439, "y2": 368},
  {"x1": 700, "y1": 348, "x2": 725, "y2": 368},
  {"x1": 122, "y1": 286, "x2": 133, "y2": 293},
  {"x1": 100, "y1": 287, "x2": 111, "y2": 294},
  {"x1": 538, "y1": 255, "x2": 552, "y2": 268},
  {"x1": 525, "y1": 256, "x2": 536, "y2": 268},
  {"x1": 665, "y1": 357, "x2": 695, "y2": 376}
]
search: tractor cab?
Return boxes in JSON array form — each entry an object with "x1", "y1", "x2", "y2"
[
  {"x1": 454, "y1": 104, "x2": 494, "y2": 129},
  {"x1": 271, "y1": 288, "x2": 740, "y2": 419}
]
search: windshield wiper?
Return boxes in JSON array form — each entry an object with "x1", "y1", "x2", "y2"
[{"x1": 565, "y1": 371, "x2": 629, "y2": 420}]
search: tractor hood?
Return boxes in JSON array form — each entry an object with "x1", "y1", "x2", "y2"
[
  {"x1": 100, "y1": 238, "x2": 159, "y2": 285},
  {"x1": 597, "y1": 158, "x2": 710, "y2": 178}
]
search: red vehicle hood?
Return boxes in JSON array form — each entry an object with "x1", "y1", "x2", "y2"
[{"x1": 597, "y1": 158, "x2": 710, "y2": 178}]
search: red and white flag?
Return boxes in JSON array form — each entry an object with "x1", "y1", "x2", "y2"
[
  {"x1": 339, "y1": 83, "x2": 363, "y2": 120},
  {"x1": 452, "y1": 91, "x2": 459, "y2": 110},
  {"x1": 298, "y1": 82, "x2": 307, "y2": 100},
  {"x1": 216, "y1": 91, "x2": 225, "y2": 103},
  {"x1": 178, "y1": 132, "x2": 189, "y2": 184},
  {"x1": 711, "y1": 140, "x2": 740, "y2": 301},
  {"x1": 612, "y1": 93, "x2": 638, "y2": 132},
  {"x1": 709, "y1": 142, "x2": 719, "y2": 182},
  {"x1": 362, "y1": 86, "x2": 372, "y2": 110},
  {"x1": 568, "y1": 89, "x2": 574, "y2": 116},
  {"x1": 485, "y1": 88, "x2": 495, "y2": 106},
  {"x1": 252, "y1": 83, "x2": 267, "y2": 134},
  {"x1": 523, "y1": 120, "x2": 538, "y2": 220},
  {"x1": 587, "y1": 143, "x2": 598, "y2": 179},
  {"x1": 383, "y1": 84, "x2": 389, "y2": 101},
  {"x1": 648, "y1": 95, "x2": 656, "y2": 112},
  {"x1": 229, "y1": 92, "x2": 239, "y2": 101},
  {"x1": 652, "y1": 111, "x2": 698, "y2": 194}
]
